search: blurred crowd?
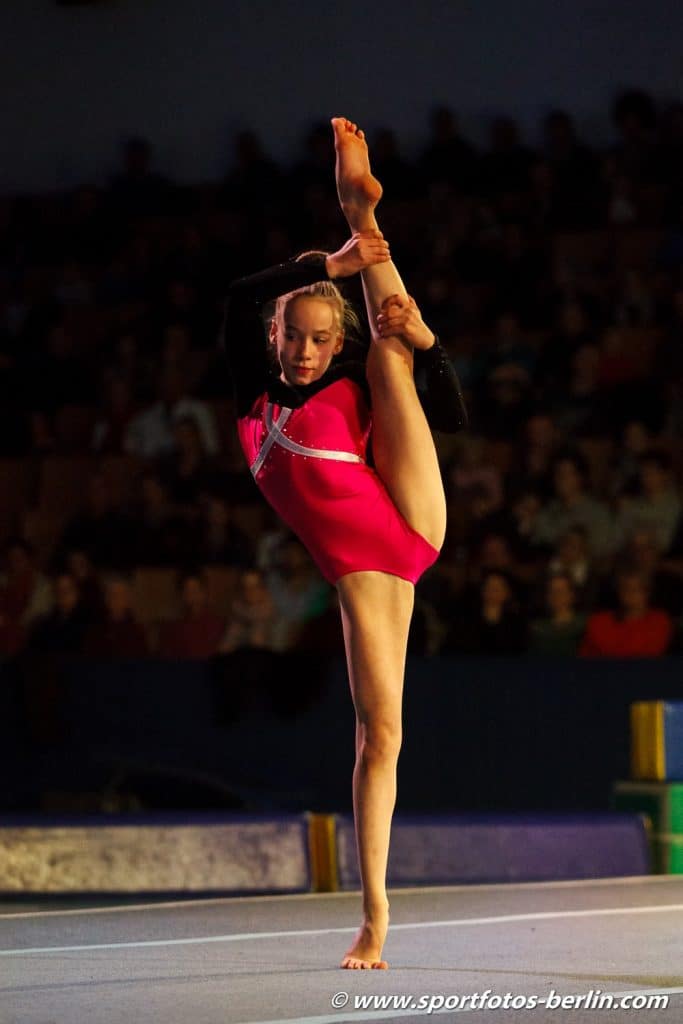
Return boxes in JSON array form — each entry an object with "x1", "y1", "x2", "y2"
[{"x1": 1, "y1": 87, "x2": 683, "y2": 661}]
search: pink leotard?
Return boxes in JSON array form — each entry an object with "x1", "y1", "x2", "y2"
[
  {"x1": 237, "y1": 376, "x2": 440, "y2": 585},
  {"x1": 224, "y1": 255, "x2": 466, "y2": 586}
]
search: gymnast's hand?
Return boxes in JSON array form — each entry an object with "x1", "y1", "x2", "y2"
[
  {"x1": 376, "y1": 293, "x2": 435, "y2": 350},
  {"x1": 326, "y1": 230, "x2": 390, "y2": 278}
]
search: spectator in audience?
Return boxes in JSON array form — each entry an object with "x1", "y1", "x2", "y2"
[
  {"x1": 0, "y1": 538, "x2": 53, "y2": 633},
  {"x1": 261, "y1": 535, "x2": 333, "y2": 652},
  {"x1": 27, "y1": 572, "x2": 90, "y2": 655},
  {"x1": 512, "y1": 410, "x2": 563, "y2": 499},
  {"x1": 609, "y1": 88, "x2": 661, "y2": 187},
  {"x1": 0, "y1": 611, "x2": 25, "y2": 660},
  {"x1": 157, "y1": 319, "x2": 206, "y2": 385},
  {"x1": 418, "y1": 271, "x2": 461, "y2": 340},
  {"x1": 534, "y1": 298, "x2": 595, "y2": 399},
  {"x1": 478, "y1": 362, "x2": 536, "y2": 441},
  {"x1": 59, "y1": 546, "x2": 106, "y2": 621},
  {"x1": 545, "y1": 524, "x2": 602, "y2": 612},
  {"x1": 156, "y1": 415, "x2": 219, "y2": 508},
  {"x1": 56, "y1": 470, "x2": 133, "y2": 570},
  {"x1": 193, "y1": 492, "x2": 255, "y2": 567},
  {"x1": 579, "y1": 569, "x2": 673, "y2": 657},
  {"x1": 608, "y1": 419, "x2": 657, "y2": 498},
  {"x1": 540, "y1": 109, "x2": 604, "y2": 228},
  {"x1": 552, "y1": 343, "x2": 610, "y2": 437},
  {"x1": 466, "y1": 482, "x2": 547, "y2": 571},
  {"x1": 494, "y1": 228, "x2": 548, "y2": 330},
  {"x1": 606, "y1": 527, "x2": 683, "y2": 618},
  {"x1": 612, "y1": 268, "x2": 656, "y2": 327},
  {"x1": 602, "y1": 327, "x2": 651, "y2": 391},
  {"x1": 127, "y1": 469, "x2": 194, "y2": 566},
  {"x1": 418, "y1": 104, "x2": 479, "y2": 195},
  {"x1": 123, "y1": 365, "x2": 219, "y2": 459},
  {"x1": 463, "y1": 531, "x2": 530, "y2": 598},
  {"x1": 91, "y1": 371, "x2": 139, "y2": 454},
  {"x1": 219, "y1": 566, "x2": 279, "y2": 653},
  {"x1": 614, "y1": 450, "x2": 681, "y2": 554},
  {"x1": 158, "y1": 570, "x2": 225, "y2": 660},
  {"x1": 447, "y1": 434, "x2": 504, "y2": 511},
  {"x1": 442, "y1": 568, "x2": 529, "y2": 654},
  {"x1": 602, "y1": 155, "x2": 639, "y2": 226},
  {"x1": 597, "y1": 326, "x2": 654, "y2": 429},
  {"x1": 529, "y1": 571, "x2": 586, "y2": 656},
  {"x1": 21, "y1": 318, "x2": 97, "y2": 451},
  {"x1": 479, "y1": 309, "x2": 538, "y2": 380},
  {"x1": 83, "y1": 574, "x2": 149, "y2": 658},
  {"x1": 102, "y1": 329, "x2": 156, "y2": 405},
  {"x1": 531, "y1": 453, "x2": 616, "y2": 562},
  {"x1": 478, "y1": 115, "x2": 535, "y2": 196}
]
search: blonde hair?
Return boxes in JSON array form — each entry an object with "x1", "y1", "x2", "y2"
[{"x1": 269, "y1": 251, "x2": 361, "y2": 340}]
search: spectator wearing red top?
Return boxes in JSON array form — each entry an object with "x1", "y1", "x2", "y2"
[
  {"x1": 579, "y1": 569, "x2": 673, "y2": 658},
  {"x1": 158, "y1": 571, "x2": 225, "y2": 660}
]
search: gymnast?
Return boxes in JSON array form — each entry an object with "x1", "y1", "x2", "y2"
[{"x1": 222, "y1": 116, "x2": 467, "y2": 968}]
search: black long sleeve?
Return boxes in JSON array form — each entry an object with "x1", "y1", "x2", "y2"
[
  {"x1": 221, "y1": 254, "x2": 331, "y2": 416},
  {"x1": 414, "y1": 337, "x2": 469, "y2": 433}
]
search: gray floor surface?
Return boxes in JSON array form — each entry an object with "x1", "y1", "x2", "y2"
[{"x1": 0, "y1": 875, "x2": 682, "y2": 1024}]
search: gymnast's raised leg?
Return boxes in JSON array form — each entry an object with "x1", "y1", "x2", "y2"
[{"x1": 331, "y1": 116, "x2": 447, "y2": 969}]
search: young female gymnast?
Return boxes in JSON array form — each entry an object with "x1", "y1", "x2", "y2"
[{"x1": 222, "y1": 117, "x2": 467, "y2": 969}]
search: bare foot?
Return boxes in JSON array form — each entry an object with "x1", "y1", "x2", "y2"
[
  {"x1": 331, "y1": 117, "x2": 383, "y2": 232},
  {"x1": 340, "y1": 903, "x2": 389, "y2": 969}
]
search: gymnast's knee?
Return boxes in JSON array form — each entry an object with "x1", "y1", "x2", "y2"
[{"x1": 356, "y1": 719, "x2": 403, "y2": 765}]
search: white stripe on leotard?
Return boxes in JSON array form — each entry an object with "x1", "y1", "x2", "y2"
[{"x1": 250, "y1": 402, "x2": 364, "y2": 478}]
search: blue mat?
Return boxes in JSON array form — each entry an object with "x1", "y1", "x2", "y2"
[{"x1": 335, "y1": 812, "x2": 651, "y2": 888}]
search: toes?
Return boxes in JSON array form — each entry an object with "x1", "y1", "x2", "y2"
[{"x1": 341, "y1": 955, "x2": 387, "y2": 969}]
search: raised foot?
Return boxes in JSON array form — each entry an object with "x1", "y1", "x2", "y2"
[{"x1": 331, "y1": 116, "x2": 383, "y2": 227}]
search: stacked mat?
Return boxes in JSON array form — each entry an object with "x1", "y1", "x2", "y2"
[
  {"x1": 612, "y1": 700, "x2": 683, "y2": 874},
  {"x1": 331, "y1": 812, "x2": 650, "y2": 889}
]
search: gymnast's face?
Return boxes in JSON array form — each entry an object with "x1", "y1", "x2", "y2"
[{"x1": 271, "y1": 296, "x2": 343, "y2": 387}]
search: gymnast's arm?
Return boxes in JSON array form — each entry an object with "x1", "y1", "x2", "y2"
[
  {"x1": 220, "y1": 232, "x2": 389, "y2": 414},
  {"x1": 220, "y1": 254, "x2": 331, "y2": 416},
  {"x1": 414, "y1": 338, "x2": 469, "y2": 433}
]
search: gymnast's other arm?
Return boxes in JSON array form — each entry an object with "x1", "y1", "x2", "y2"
[{"x1": 376, "y1": 292, "x2": 469, "y2": 433}]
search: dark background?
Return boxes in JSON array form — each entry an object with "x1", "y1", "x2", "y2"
[{"x1": 2, "y1": 0, "x2": 683, "y2": 194}]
